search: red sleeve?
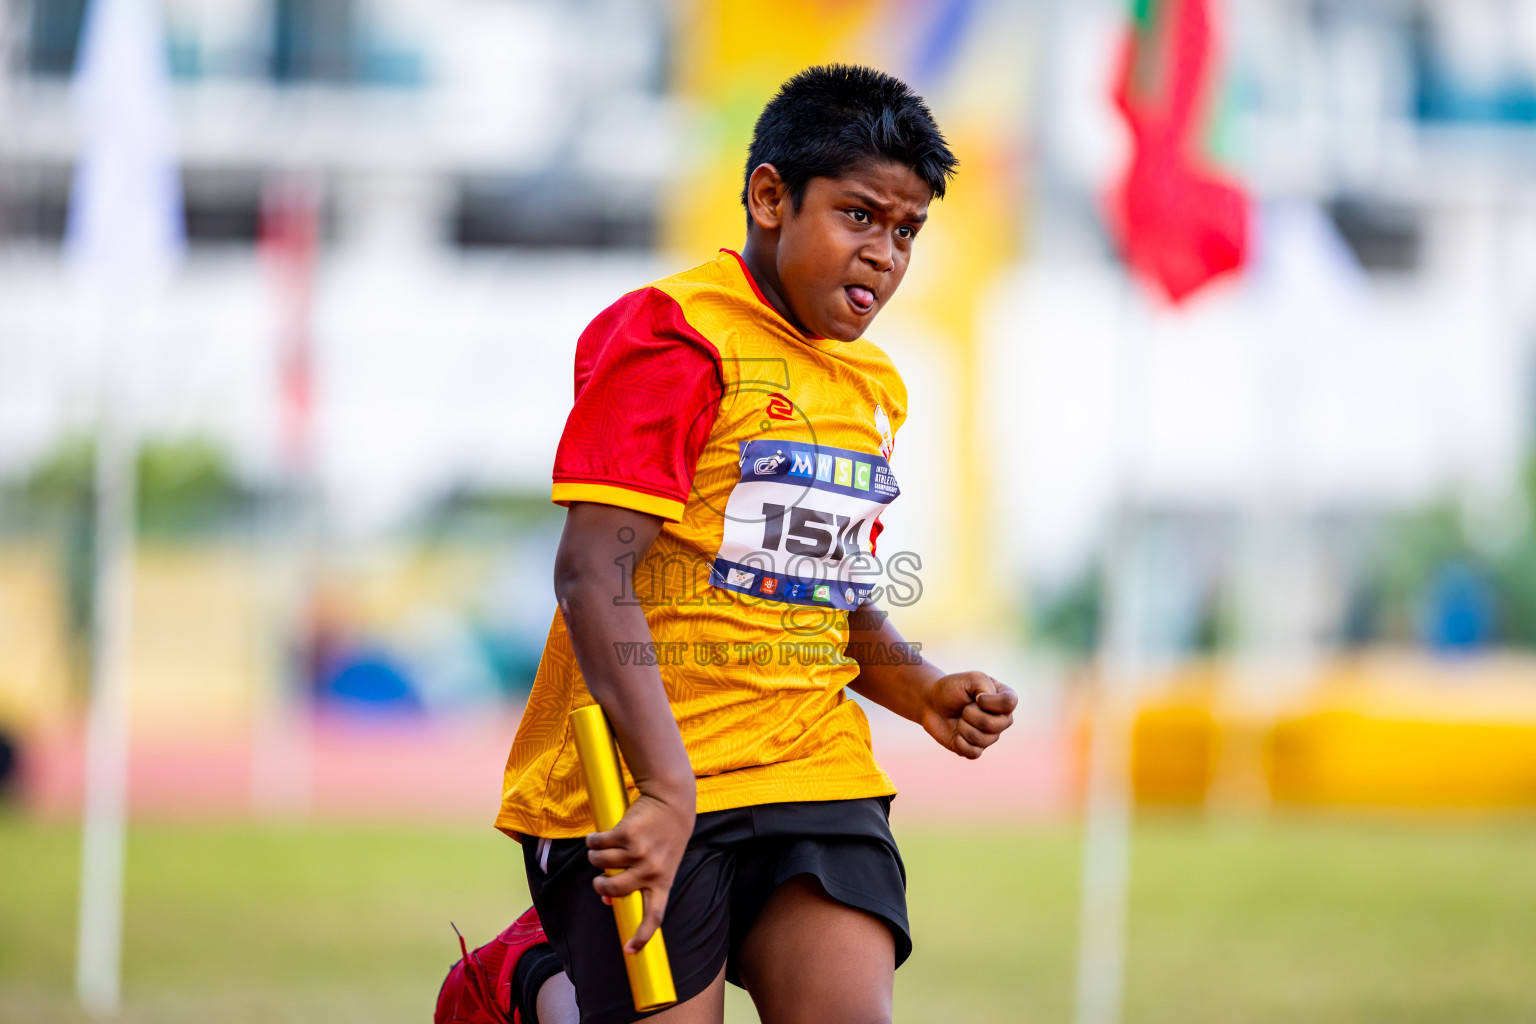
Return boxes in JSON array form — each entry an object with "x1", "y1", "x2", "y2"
[{"x1": 551, "y1": 288, "x2": 723, "y2": 522}]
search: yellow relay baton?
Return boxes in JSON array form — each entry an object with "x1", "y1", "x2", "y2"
[{"x1": 569, "y1": 704, "x2": 678, "y2": 1013}]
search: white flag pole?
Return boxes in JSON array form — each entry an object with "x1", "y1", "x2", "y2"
[
  {"x1": 75, "y1": 317, "x2": 138, "y2": 1016},
  {"x1": 67, "y1": 0, "x2": 183, "y2": 1013},
  {"x1": 1073, "y1": 284, "x2": 1149, "y2": 1024}
]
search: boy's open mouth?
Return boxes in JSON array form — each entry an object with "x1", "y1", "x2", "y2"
[{"x1": 844, "y1": 285, "x2": 876, "y2": 314}]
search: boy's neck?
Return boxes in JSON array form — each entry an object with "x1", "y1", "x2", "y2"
[{"x1": 739, "y1": 233, "x2": 811, "y2": 336}]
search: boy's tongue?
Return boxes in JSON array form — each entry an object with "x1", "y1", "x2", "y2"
[{"x1": 846, "y1": 285, "x2": 875, "y2": 310}]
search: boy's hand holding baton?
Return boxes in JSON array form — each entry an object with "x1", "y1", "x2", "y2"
[{"x1": 570, "y1": 704, "x2": 678, "y2": 1013}]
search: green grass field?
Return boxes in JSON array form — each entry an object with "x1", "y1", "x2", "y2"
[{"x1": 3, "y1": 813, "x2": 1535, "y2": 1023}]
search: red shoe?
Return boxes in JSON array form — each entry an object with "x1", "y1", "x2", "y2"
[{"x1": 435, "y1": 906, "x2": 551, "y2": 1024}]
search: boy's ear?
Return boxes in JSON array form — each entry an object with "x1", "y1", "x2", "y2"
[{"x1": 746, "y1": 163, "x2": 788, "y2": 231}]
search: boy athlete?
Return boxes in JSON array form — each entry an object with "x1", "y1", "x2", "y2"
[{"x1": 437, "y1": 64, "x2": 1017, "y2": 1024}]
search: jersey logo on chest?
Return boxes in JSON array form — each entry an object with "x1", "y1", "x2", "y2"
[{"x1": 765, "y1": 392, "x2": 794, "y2": 421}]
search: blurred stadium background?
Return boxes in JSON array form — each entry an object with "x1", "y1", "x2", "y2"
[{"x1": 3, "y1": 0, "x2": 1536, "y2": 1021}]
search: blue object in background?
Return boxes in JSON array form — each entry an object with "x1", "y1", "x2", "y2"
[
  {"x1": 319, "y1": 646, "x2": 421, "y2": 710},
  {"x1": 1411, "y1": 15, "x2": 1536, "y2": 124},
  {"x1": 907, "y1": 0, "x2": 977, "y2": 87},
  {"x1": 1423, "y1": 560, "x2": 1498, "y2": 653}
]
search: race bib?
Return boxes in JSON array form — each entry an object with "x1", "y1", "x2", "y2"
[{"x1": 708, "y1": 439, "x2": 900, "y2": 610}]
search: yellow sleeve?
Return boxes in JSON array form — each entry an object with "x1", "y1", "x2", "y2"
[{"x1": 551, "y1": 481, "x2": 686, "y2": 522}]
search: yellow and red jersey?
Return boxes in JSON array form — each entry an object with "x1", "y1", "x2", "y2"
[{"x1": 496, "y1": 249, "x2": 908, "y2": 839}]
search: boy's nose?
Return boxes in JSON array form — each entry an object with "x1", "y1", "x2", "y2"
[{"x1": 860, "y1": 237, "x2": 895, "y2": 273}]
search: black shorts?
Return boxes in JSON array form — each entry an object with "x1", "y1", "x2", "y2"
[{"x1": 520, "y1": 796, "x2": 910, "y2": 1024}]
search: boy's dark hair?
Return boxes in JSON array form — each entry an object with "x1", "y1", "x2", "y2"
[{"x1": 741, "y1": 64, "x2": 958, "y2": 216}]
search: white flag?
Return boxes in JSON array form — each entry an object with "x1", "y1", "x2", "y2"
[{"x1": 65, "y1": 0, "x2": 185, "y2": 290}]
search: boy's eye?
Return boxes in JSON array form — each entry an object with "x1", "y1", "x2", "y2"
[
  {"x1": 897, "y1": 226, "x2": 915, "y2": 240},
  {"x1": 847, "y1": 209, "x2": 871, "y2": 223}
]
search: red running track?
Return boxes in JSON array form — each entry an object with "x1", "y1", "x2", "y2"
[{"x1": 19, "y1": 704, "x2": 1075, "y2": 824}]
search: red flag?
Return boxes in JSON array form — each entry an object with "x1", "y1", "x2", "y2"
[
  {"x1": 259, "y1": 175, "x2": 320, "y2": 470},
  {"x1": 1108, "y1": 0, "x2": 1249, "y2": 305}
]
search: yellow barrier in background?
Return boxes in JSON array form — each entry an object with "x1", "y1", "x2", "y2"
[{"x1": 1129, "y1": 657, "x2": 1536, "y2": 809}]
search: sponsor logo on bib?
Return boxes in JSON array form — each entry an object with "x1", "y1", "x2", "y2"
[{"x1": 752, "y1": 450, "x2": 787, "y2": 475}]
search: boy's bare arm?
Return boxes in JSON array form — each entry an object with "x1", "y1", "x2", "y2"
[
  {"x1": 845, "y1": 604, "x2": 1018, "y2": 759},
  {"x1": 553, "y1": 500, "x2": 695, "y2": 953}
]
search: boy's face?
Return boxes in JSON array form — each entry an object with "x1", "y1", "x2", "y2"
[{"x1": 760, "y1": 159, "x2": 931, "y2": 342}]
